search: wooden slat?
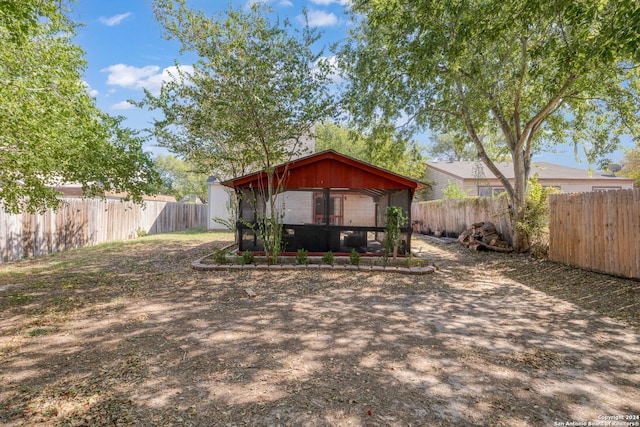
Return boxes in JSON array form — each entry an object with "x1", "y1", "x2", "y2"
[
  {"x1": 0, "y1": 199, "x2": 207, "y2": 263},
  {"x1": 549, "y1": 189, "x2": 639, "y2": 279}
]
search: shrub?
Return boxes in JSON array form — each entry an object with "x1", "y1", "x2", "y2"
[
  {"x1": 403, "y1": 253, "x2": 424, "y2": 268},
  {"x1": 240, "y1": 250, "x2": 254, "y2": 265},
  {"x1": 321, "y1": 251, "x2": 334, "y2": 265},
  {"x1": 442, "y1": 180, "x2": 468, "y2": 199},
  {"x1": 384, "y1": 206, "x2": 407, "y2": 259},
  {"x1": 212, "y1": 248, "x2": 230, "y2": 264},
  {"x1": 517, "y1": 176, "x2": 560, "y2": 257},
  {"x1": 295, "y1": 249, "x2": 308, "y2": 265},
  {"x1": 349, "y1": 248, "x2": 361, "y2": 265}
]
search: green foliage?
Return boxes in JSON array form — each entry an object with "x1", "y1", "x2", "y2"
[
  {"x1": 143, "y1": 1, "x2": 336, "y2": 261},
  {"x1": 153, "y1": 155, "x2": 208, "y2": 203},
  {"x1": 341, "y1": 0, "x2": 640, "y2": 251},
  {"x1": 295, "y1": 249, "x2": 309, "y2": 265},
  {"x1": 141, "y1": 1, "x2": 335, "y2": 179},
  {"x1": 383, "y1": 206, "x2": 407, "y2": 259},
  {"x1": 427, "y1": 132, "x2": 477, "y2": 162},
  {"x1": 136, "y1": 227, "x2": 148, "y2": 238},
  {"x1": 9, "y1": 292, "x2": 34, "y2": 304},
  {"x1": 403, "y1": 254, "x2": 425, "y2": 268},
  {"x1": 442, "y1": 181, "x2": 468, "y2": 200},
  {"x1": 28, "y1": 328, "x2": 50, "y2": 337},
  {"x1": 239, "y1": 251, "x2": 254, "y2": 265},
  {"x1": 516, "y1": 176, "x2": 561, "y2": 256},
  {"x1": 321, "y1": 251, "x2": 335, "y2": 266},
  {"x1": 349, "y1": 248, "x2": 361, "y2": 266},
  {"x1": 315, "y1": 122, "x2": 426, "y2": 179},
  {"x1": 212, "y1": 249, "x2": 230, "y2": 265},
  {"x1": 620, "y1": 148, "x2": 640, "y2": 188},
  {"x1": 0, "y1": 0, "x2": 160, "y2": 214}
]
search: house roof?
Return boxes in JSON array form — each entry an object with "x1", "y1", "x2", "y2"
[
  {"x1": 427, "y1": 160, "x2": 635, "y2": 183},
  {"x1": 222, "y1": 150, "x2": 427, "y2": 194}
]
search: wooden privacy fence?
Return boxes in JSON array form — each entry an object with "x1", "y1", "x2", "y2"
[
  {"x1": 549, "y1": 189, "x2": 640, "y2": 279},
  {"x1": 411, "y1": 197, "x2": 513, "y2": 244},
  {"x1": 0, "y1": 198, "x2": 208, "y2": 263}
]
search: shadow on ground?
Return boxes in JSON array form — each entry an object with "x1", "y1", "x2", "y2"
[{"x1": 0, "y1": 233, "x2": 638, "y2": 426}]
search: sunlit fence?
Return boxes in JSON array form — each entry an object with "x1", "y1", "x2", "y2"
[
  {"x1": 549, "y1": 189, "x2": 640, "y2": 279},
  {"x1": 411, "y1": 197, "x2": 513, "y2": 243},
  {"x1": 1, "y1": 198, "x2": 208, "y2": 263}
]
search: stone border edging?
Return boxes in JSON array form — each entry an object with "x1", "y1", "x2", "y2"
[{"x1": 191, "y1": 258, "x2": 436, "y2": 275}]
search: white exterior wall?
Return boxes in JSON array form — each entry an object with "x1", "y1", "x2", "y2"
[
  {"x1": 343, "y1": 194, "x2": 376, "y2": 226},
  {"x1": 207, "y1": 183, "x2": 233, "y2": 230},
  {"x1": 276, "y1": 191, "x2": 313, "y2": 224}
]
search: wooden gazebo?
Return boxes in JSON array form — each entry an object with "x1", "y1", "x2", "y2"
[{"x1": 222, "y1": 150, "x2": 426, "y2": 254}]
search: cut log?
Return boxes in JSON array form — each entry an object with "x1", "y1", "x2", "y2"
[
  {"x1": 458, "y1": 220, "x2": 512, "y2": 253},
  {"x1": 470, "y1": 241, "x2": 514, "y2": 253}
]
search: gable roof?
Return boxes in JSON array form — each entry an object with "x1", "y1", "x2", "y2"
[
  {"x1": 427, "y1": 160, "x2": 635, "y2": 183},
  {"x1": 222, "y1": 150, "x2": 427, "y2": 193}
]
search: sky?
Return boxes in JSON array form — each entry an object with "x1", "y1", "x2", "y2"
[
  {"x1": 71, "y1": 0, "x2": 632, "y2": 171},
  {"x1": 72, "y1": 0, "x2": 350, "y2": 155}
]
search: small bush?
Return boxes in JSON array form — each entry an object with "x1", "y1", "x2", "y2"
[
  {"x1": 295, "y1": 249, "x2": 308, "y2": 265},
  {"x1": 349, "y1": 248, "x2": 361, "y2": 265},
  {"x1": 322, "y1": 251, "x2": 334, "y2": 265},
  {"x1": 403, "y1": 253, "x2": 424, "y2": 268},
  {"x1": 212, "y1": 248, "x2": 230, "y2": 264},
  {"x1": 240, "y1": 250, "x2": 254, "y2": 265}
]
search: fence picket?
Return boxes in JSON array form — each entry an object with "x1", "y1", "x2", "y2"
[
  {"x1": 0, "y1": 199, "x2": 208, "y2": 263},
  {"x1": 549, "y1": 189, "x2": 639, "y2": 279}
]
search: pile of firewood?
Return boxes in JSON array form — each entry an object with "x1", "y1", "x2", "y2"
[{"x1": 458, "y1": 221, "x2": 513, "y2": 253}]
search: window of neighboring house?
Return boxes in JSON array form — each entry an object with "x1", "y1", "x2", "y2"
[
  {"x1": 592, "y1": 186, "x2": 621, "y2": 192},
  {"x1": 313, "y1": 193, "x2": 344, "y2": 225},
  {"x1": 478, "y1": 186, "x2": 504, "y2": 197}
]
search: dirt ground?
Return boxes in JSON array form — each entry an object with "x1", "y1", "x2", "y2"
[{"x1": 0, "y1": 230, "x2": 638, "y2": 427}]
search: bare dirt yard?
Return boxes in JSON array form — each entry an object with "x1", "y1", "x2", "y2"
[{"x1": 1, "y1": 230, "x2": 638, "y2": 426}]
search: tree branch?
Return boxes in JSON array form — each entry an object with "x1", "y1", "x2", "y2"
[
  {"x1": 513, "y1": 36, "x2": 528, "y2": 140},
  {"x1": 454, "y1": 77, "x2": 515, "y2": 198},
  {"x1": 518, "y1": 74, "x2": 576, "y2": 153}
]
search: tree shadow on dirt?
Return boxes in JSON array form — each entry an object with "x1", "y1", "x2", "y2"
[{"x1": 1, "y1": 236, "x2": 639, "y2": 426}]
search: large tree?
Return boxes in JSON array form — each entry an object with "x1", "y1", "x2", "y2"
[
  {"x1": 340, "y1": 0, "x2": 640, "y2": 251},
  {"x1": 315, "y1": 122, "x2": 425, "y2": 178},
  {"x1": 153, "y1": 155, "x2": 208, "y2": 203},
  {"x1": 0, "y1": 0, "x2": 159, "y2": 214},
  {"x1": 141, "y1": 1, "x2": 335, "y2": 259}
]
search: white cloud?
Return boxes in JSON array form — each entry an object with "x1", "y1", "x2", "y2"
[
  {"x1": 99, "y1": 12, "x2": 132, "y2": 27},
  {"x1": 110, "y1": 101, "x2": 135, "y2": 110},
  {"x1": 101, "y1": 63, "x2": 195, "y2": 95},
  {"x1": 303, "y1": 10, "x2": 338, "y2": 27},
  {"x1": 278, "y1": 0, "x2": 293, "y2": 6},
  {"x1": 82, "y1": 81, "x2": 99, "y2": 98}
]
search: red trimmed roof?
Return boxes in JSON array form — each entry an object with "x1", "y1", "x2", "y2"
[{"x1": 222, "y1": 150, "x2": 426, "y2": 192}]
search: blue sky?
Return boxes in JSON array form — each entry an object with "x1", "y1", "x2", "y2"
[
  {"x1": 73, "y1": 0, "x2": 350, "y2": 155},
  {"x1": 71, "y1": 0, "x2": 631, "y2": 170}
]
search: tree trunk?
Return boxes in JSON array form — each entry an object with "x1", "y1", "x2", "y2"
[{"x1": 510, "y1": 151, "x2": 531, "y2": 252}]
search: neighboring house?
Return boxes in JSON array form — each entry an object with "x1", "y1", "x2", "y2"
[{"x1": 426, "y1": 160, "x2": 635, "y2": 200}]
